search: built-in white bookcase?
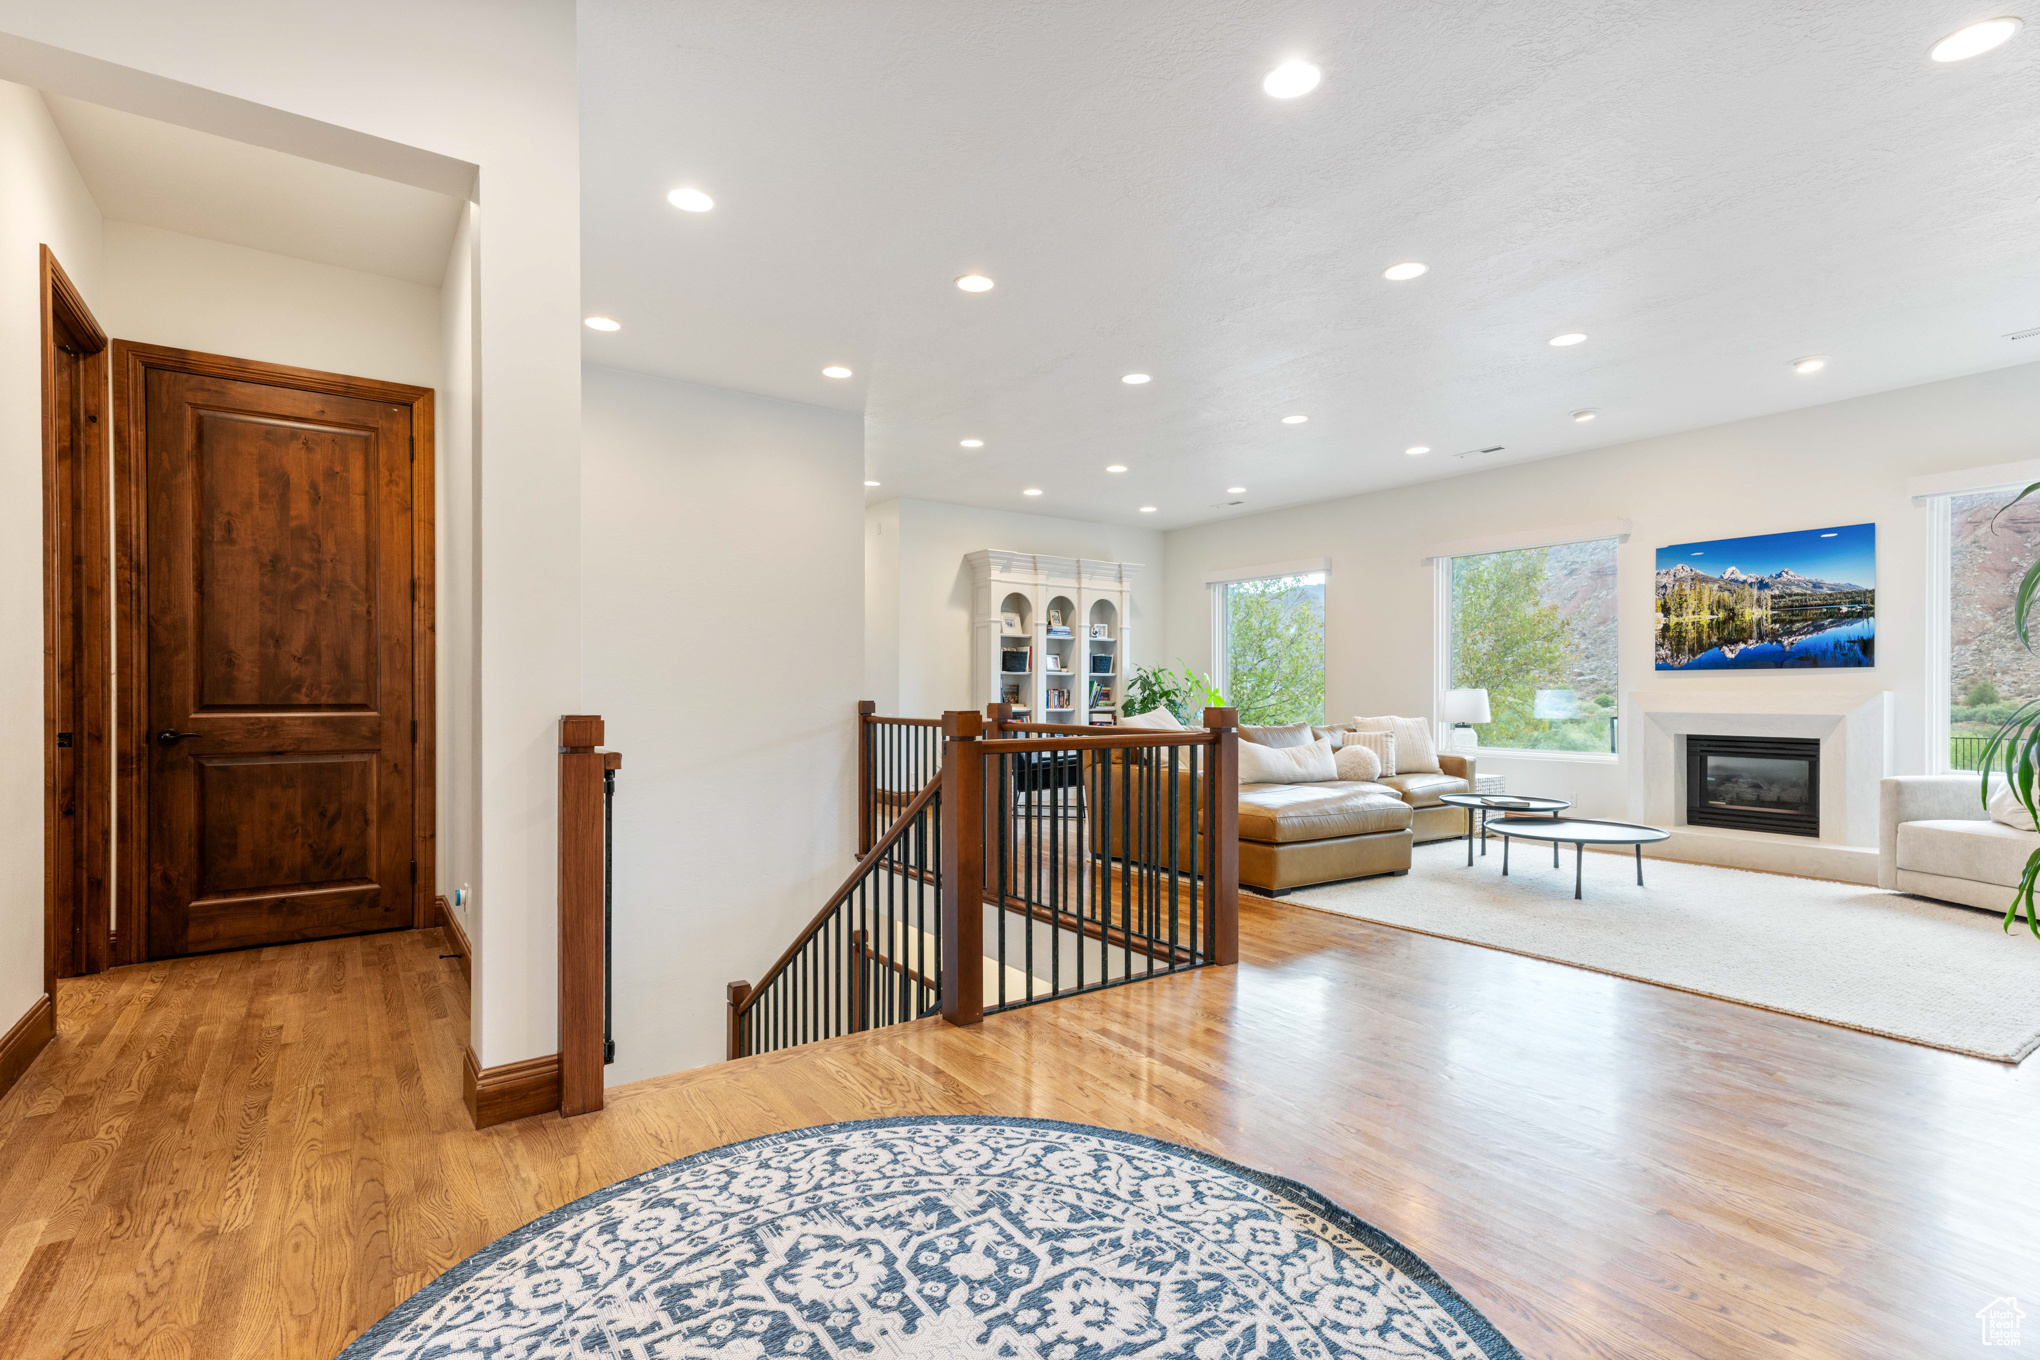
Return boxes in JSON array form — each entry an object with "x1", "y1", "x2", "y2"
[{"x1": 966, "y1": 551, "x2": 1140, "y2": 724}]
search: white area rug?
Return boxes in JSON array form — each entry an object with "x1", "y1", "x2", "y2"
[{"x1": 1283, "y1": 841, "x2": 2040, "y2": 1063}]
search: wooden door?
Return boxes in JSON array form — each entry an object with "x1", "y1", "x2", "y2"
[{"x1": 121, "y1": 346, "x2": 430, "y2": 958}]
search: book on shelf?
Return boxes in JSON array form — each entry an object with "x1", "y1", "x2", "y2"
[
  {"x1": 1045, "y1": 626, "x2": 1073, "y2": 638},
  {"x1": 1088, "y1": 681, "x2": 1111, "y2": 707}
]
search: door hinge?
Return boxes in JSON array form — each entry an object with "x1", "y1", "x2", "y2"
[
  {"x1": 411, "y1": 719, "x2": 417, "y2": 742},
  {"x1": 410, "y1": 860, "x2": 417, "y2": 885},
  {"x1": 410, "y1": 579, "x2": 417, "y2": 603}
]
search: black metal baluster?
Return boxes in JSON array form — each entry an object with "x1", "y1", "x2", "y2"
[{"x1": 603, "y1": 761, "x2": 616, "y2": 1064}]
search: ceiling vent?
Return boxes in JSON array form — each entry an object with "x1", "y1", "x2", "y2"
[
  {"x1": 1452, "y1": 445, "x2": 1505, "y2": 460},
  {"x1": 2005, "y1": 326, "x2": 2040, "y2": 341}
]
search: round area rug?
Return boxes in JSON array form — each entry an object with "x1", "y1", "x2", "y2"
[{"x1": 343, "y1": 1116, "x2": 1519, "y2": 1359}]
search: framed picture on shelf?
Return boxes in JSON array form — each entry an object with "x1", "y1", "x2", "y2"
[
  {"x1": 1001, "y1": 611, "x2": 1023, "y2": 633},
  {"x1": 1047, "y1": 609, "x2": 1063, "y2": 627},
  {"x1": 1090, "y1": 623, "x2": 1109, "y2": 639}
]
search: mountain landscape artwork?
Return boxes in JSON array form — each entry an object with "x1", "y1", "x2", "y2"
[{"x1": 1655, "y1": 523, "x2": 1875, "y2": 669}]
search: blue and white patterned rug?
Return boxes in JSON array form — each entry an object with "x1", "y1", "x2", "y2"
[{"x1": 344, "y1": 1116, "x2": 1519, "y2": 1359}]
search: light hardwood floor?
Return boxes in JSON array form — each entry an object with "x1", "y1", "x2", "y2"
[{"x1": 0, "y1": 889, "x2": 2033, "y2": 1359}]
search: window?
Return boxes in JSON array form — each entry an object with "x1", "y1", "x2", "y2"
[
  {"x1": 1444, "y1": 538, "x2": 1618, "y2": 753},
  {"x1": 1214, "y1": 571, "x2": 1325, "y2": 725},
  {"x1": 1948, "y1": 488, "x2": 2040, "y2": 770}
]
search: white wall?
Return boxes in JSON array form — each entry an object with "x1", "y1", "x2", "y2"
[
  {"x1": 582, "y1": 366, "x2": 864, "y2": 1082},
  {"x1": 0, "y1": 79, "x2": 101, "y2": 1030},
  {"x1": 868, "y1": 498, "x2": 1167, "y2": 718},
  {"x1": 437, "y1": 201, "x2": 479, "y2": 930},
  {"x1": 0, "y1": 1, "x2": 584, "y2": 1070},
  {"x1": 98, "y1": 221, "x2": 441, "y2": 386},
  {"x1": 1163, "y1": 363, "x2": 2040, "y2": 818}
]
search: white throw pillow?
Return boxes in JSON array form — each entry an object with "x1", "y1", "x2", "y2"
[
  {"x1": 1237, "y1": 735, "x2": 1337, "y2": 785},
  {"x1": 1120, "y1": 706, "x2": 1185, "y2": 730},
  {"x1": 1988, "y1": 778, "x2": 2036, "y2": 831},
  {"x1": 1342, "y1": 729, "x2": 1397, "y2": 777},
  {"x1": 1333, "y1": 742, "x2": 1382, "y2": 782},
  {"x1": 1352, "y1": 716, "x2": 1439, "y2": 775}
]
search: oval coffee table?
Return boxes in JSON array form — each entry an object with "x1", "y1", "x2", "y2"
[
  {"x1": 1486, "y1": 817, "x2": 1672, "y2": 899},
  {"x1": 1436, "y1": 793, "x2": 1569, "y2": 867}
]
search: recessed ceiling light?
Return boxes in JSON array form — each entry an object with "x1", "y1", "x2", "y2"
[
  {"x1": 1405, "y1": 445, "x2": 1430, "y2": 456},
  {"x1": 1226, "y1": 487, "x2": 1247, "y2": 495},
  {"x1": 666, "y1": 187, "x2": 714, "y2": 212},
  {"x1": 1571, "y1": 408, "x2": 1599, "y2": 422},
  {"x1": 864, "y1": 480, "x2": 880, "y2": 487},
  {"x1": 960, "y1": 439, "x2": 984, "y2": 448},
  {"x1": 1281, "y1": 414, "x2": 1309, "y2": 424},
  {"x1": 1121, "y1": 373, "x2": 1151, "y2": 385},
  {"x1": 1023, "y1": 488, "x2": 1043, "y2": 496},
  {"x1": 1139, "y1": 506, "x2": 1158, "y2": 513},
  {"x1": 584, "y1": 316, "x2": 620, "y2": 331},
  {"x1": 1792, "y1": 355, "x2": 1828, "y2": 375},
  {"x1": 822, "y1": 365, "x2": 853, "y2": 378},
  {"x1": 1382, "y1": 262, "x2": 1428, "y2": 281},
  {"x1": 1930, "y1": 17, "x2": 2022, "y2": 62},
  {"x1": 1548, "y1": 333, "x2": 1587, "y2": 347},
  {"x1": 1106, "y1": 464, "x2": 1128, "y2": 473},
  {"x1": 1262, "y1": 60, "x2": 1321, "y2": 99},
  {"x1": 955, "y1": 274, "x2": 995, "y2": 292}
]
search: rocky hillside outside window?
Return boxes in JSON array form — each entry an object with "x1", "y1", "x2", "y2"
[{"x1": 1447, "y1": 539, "x2": 1619, "y2": 753}]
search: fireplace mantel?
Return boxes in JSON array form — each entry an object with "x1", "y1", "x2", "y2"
[{"x1": 1625, "y1": 689, "x2": 1891, "y2": 859}]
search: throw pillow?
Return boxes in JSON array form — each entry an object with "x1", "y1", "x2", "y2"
[
  {"x1": 1342, "y1": 729, "x2": 1396, "y2": 777},
  {"x1": 1988, "y1": 778, "x2": 2036, "y2": 832},
  {"x1": 1352, "y1": 716, "x2": 1439, "y2": 775},
  {"x1": 1237, "y1": 735, "x2": 1337, "y2": 785},
  {"x1": 1333, "y1": 741, "x2": 1381, "y2": 782},
  {"x1": 1120, "y1": 706, "x2": 1185, "y2": 730},
  {"x1": 1311, "y1": 725, "x2": 1348, "y2": 750},
  {"x1": 1241, "y1": 721, "x2": 1315, "y2": 748}
]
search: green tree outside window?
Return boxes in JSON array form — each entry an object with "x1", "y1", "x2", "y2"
[{"x1": 1221, "y1": 574, "x2": 1325, "y2": 725}]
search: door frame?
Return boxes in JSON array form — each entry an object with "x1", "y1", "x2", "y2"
[
  {"x1": 42, "y1": 246, "x2": 111, "y2": 993},
  {"x1": 111, "y1": 342, "x2": 437, "y2": 963}
]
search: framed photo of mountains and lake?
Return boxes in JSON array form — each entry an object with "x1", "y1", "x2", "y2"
[{"x1": 1655, "y1": 523, "x2": 1875, "y2": 670}]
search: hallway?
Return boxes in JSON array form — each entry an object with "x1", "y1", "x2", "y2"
[{"x1": 0, "y1": 899, "x2": 2031, "y2": 1358}]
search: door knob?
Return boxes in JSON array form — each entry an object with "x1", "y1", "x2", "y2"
[{"x1": 157, "y1": 729, "x2": 204, "y2": 746}]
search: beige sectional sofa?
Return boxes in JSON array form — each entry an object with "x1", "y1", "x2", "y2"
[{"x1": 1236, "y1": 720, "x2": 1475, "y2": 894}]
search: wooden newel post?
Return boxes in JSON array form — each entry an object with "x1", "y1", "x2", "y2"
[
  {"x1": 559, "y1": 714, "x2": 607, "y2": 1116},
  {"x1": 984, "y1": 702, "x2": 1012, "y2": 741},
  {"x1": 856, "y1": 700, "x2": 877, "y2": 855},
  {"x1": 1204, "y1": 707, "x2": 1241, "y2": 966},
  {"x1": 940, "y1": 710, "x2": 985, "y2": 1026},
  {"x1": 726, "y1": 980, "x2": 752, "y2": 1060}
]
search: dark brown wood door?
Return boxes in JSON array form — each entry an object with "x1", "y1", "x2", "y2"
[{"x1": 142, "y1": 364, "x2": 415, "y2": 957}]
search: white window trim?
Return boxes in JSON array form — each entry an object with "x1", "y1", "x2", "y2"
[
  {"x1": 1925, "y1": 491, "x2": 1952, "y2": 773},
  {"x1": 1908, "y1": 459, "x2": 2040, "y2": 503},
  {"x1": 1432, "y1": 537, "x2": 1621, "y2": 762},
  {"x1": 1203, "y1": 557, "x2": 1331, "y2": 586},
  {"x1": 1420, "y1": 518, "x2": 1629, "y2": 564}
]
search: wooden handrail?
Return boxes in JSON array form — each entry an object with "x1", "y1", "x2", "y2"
[
  {"x1": 732, "y1": 773, "x2": 942, "y2": 1022},
  {"x1": 980, "y1": 732, "x2": 1218, "y2": 753},
  {"x1": 559, "y1": 714, "x2": 615, "y2": 1117}
]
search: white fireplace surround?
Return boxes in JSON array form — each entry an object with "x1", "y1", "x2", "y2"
[{"x1": 1627, "y1": 689, "x2": 1892, "y2": 860}]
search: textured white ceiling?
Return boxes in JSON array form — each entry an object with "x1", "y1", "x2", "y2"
[
  {"x1": 579, "y1": 1, "x2": 2040, "y2": 528},
  {"x1": 46, "y1": 93, "x2": 465, "y2": 286}
]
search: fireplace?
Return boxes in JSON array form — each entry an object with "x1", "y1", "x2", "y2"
[{"x1": 1685, "y1": 735, "x2": 1820, "y2": 837}]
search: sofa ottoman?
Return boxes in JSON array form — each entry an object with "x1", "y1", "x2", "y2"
[{"x1": 1237, "y1": 782, "x2": 1413, "y2": 894}]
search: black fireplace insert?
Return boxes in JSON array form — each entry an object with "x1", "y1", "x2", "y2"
[{"x1": 1685, "y1": 735, "x2": 1819, "y2": 837}]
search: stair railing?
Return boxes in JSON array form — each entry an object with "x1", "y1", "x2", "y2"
[
  {"x1": 728, "y1": 774, "x2": 943, "y2": 1059},
  {"x1": 858, "y1": 702, "x2": 945, "y2": 854},
  {"x1": 941, "y1": 707, "x2": 1238, "y2": 1026}
]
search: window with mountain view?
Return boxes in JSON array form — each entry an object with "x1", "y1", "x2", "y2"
[
  {"x1": 1217, "y1": 571, "x2": 1325, "y2": 725},
  {"x1": 1950, "y1": 489, "x2": 2040, "y2": 771},
  {"x1": 1446, "y1": 539, "x2": 1618, "y2": 753}
]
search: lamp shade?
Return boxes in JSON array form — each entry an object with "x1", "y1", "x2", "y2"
[
  {"x1": 1533, "y1": 688, "x2": 1578, "y2": 720},
  {"x1": 1442, "y1": 687, "x2": 1491, "y2": 724}
]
